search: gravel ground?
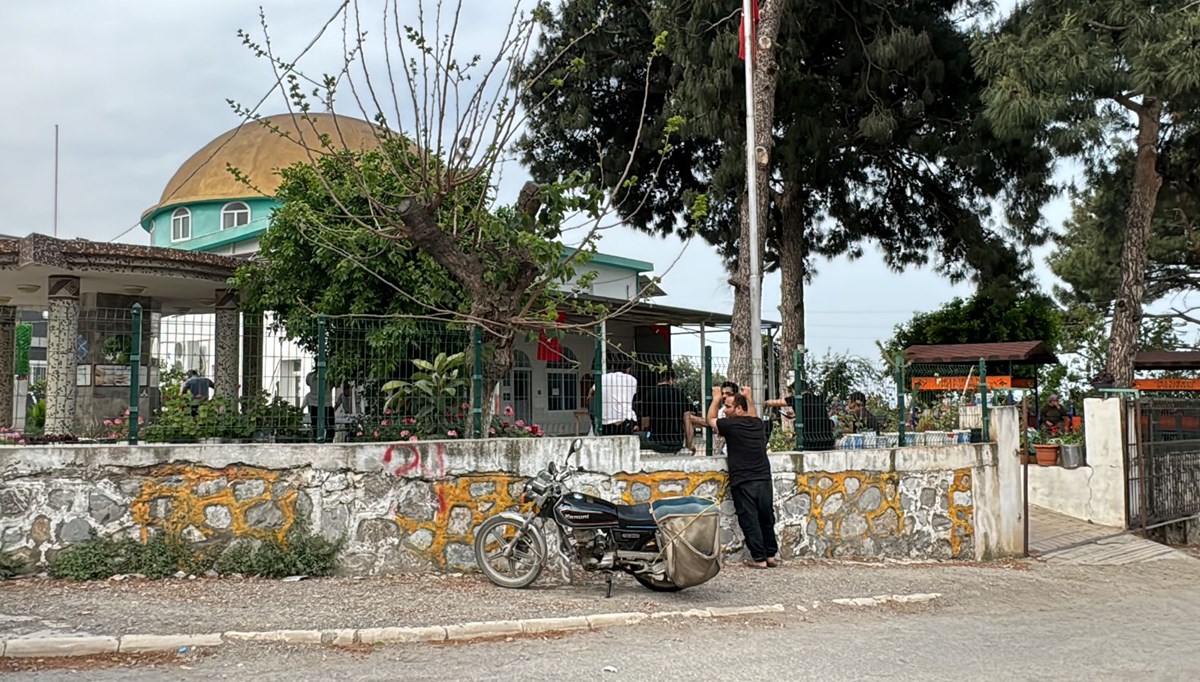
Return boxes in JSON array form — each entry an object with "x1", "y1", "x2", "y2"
[
  {"x1": 3, "y1": 557, "x2": 1199, "y2": 639},
  {"x1": 10, "y1": 561, "x2": 1200, "y2": 681}
]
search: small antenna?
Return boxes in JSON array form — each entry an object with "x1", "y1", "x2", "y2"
[{"x1": 53, "y1": 124, "x2": 59, "y2": 238}]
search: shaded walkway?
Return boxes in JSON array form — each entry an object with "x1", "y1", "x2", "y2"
[{"x1": 1029, "y1": 505, "x2": 1194, "y2": 565}]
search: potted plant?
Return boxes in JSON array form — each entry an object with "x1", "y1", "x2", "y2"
[
  {"x1": 101, "y1": 334, "x2": 133, "y2": 364},
  {"x1": 1031, "y1": 429, "x2": 1060, "y2": 467},
  {"x1": 1057, "y1": 431, "x2": 1086, "y2": 469}
]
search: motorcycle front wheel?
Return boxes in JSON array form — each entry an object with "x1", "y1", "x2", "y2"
[{"x1": 474, "y1": 516, "x2": 547, "y2": 589}]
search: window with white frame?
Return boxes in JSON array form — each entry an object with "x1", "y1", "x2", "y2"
[
  {"x1": 170, "y1": 207, "x2": 191, "y2": 241},
  {"x1": 221, "y1": 201, "x2": 251, "y2": 230},
  {"x1": 546, "y1": 347, "x2": 579, "y2": 412}
]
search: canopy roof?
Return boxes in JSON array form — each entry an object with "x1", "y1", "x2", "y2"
[
  {"x1": 904, "y1": 341, "x2": 1059, "y2": 366},
  {"x1": 1134, "y1": 351, "x2": 1200, "y2": 370}
]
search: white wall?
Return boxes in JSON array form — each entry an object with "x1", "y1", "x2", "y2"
[
  {"x1": 972, "y1": 406, "x2": 1024, "y2": 559},
  {"x1": 1027, "y1": 397, "x2": 1126, "y2": 528},
  {"x1": 567, "y1": 263, "x2": 640, "y2": 300}
]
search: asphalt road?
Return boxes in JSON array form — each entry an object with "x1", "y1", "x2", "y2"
[{"x1": 10, "y1": 558, "x2": 1200, "y2": 681}]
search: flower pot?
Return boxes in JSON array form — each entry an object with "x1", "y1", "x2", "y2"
[
  {"x1": 1060, "y1": 444, "x2": 1085, "y2": 469},
  {"x1": 1033, "y1": 444, "x2": 1060, "y2": 467}
]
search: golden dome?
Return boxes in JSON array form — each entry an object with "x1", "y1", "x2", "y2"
[{"x1": 143, "y1": 113, "x2": 384, "y2": 218}]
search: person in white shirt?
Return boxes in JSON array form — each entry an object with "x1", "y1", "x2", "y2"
[{"x1": 589, "y1": 358, "x2": 638, "y2": 435}]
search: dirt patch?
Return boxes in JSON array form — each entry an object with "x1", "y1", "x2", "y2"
[{"x1": 0, "y1": 650, "x2": 206, "y2": 674}]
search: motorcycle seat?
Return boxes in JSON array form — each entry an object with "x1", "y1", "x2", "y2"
[{"x1": 616, "y1": 502, "x2": 657, "y2": 528}]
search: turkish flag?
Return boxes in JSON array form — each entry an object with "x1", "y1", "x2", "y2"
[
  {"x1": 537, "y1": 311, "x2": 567, "y2": 362},
  {"x1": 738, "y1": 0, "x2": 759, "y2": 62}
]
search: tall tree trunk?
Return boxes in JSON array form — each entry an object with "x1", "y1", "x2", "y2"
[
  {"x1": 777, "y1": 185, "x2": 807, "y2": 394},
  {"x1": 1106, "y1": 101, "x2": 1164, "y2": 388},
  {"x1": 727, "y1": 0, "x2": 784, "y2": 390}
]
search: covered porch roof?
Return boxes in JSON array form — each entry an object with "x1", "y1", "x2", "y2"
[
  {"x1": 1134, "y1": 351, "x2": 1200, "y2": 370},
  {"x1": 566, "y1": 294, "x2": 779, "y2": 329},
  {"x1": 904, "y1": 340, "x2": 1059, "y2": 366}
]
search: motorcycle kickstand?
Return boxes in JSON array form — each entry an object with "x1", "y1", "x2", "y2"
[{"x1": 604, "y1": 571, "x2": 614, "y2": 599}]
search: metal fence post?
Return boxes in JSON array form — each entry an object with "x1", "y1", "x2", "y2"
[
  {"x1": 895, "y1": 353, "x2": 907, "y2": 447},
  {"x1": 127, "y1": 303, "x2": 142, "y2": 445},
  {"x1": 592, "y1": 333, "x2": 603, "y2": 436},
  {"x1": 793, "y1": 349, "x2": 804, "y2": 451},
  {"x1": 979, "y1": 358, "x2": 990, "y2": 442},
  {"x1": 316, "y1": 315, "x2": 327, "y2": 443},
  {"x1": 472, "y1": 325, "x2": 484, "y2": 439},
  {"x1": 704, "y1": 346, "x2": 714, "y2": 457}
]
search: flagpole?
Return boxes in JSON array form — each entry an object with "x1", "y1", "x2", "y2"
[
  {"x1": 54, "y1": 124, "x2": 60, "y2": 238},
  {"x1": 742, "y1": 0, "x2": 764, "y2": 413}
]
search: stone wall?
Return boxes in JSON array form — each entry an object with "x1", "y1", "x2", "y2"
[{"x1": 0, "y1": 423, "x2": 1023, "y2": 574}]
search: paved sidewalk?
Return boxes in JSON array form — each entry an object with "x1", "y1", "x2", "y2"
[{"x1": 1028, "y1": 506, "x2": 1195, "y2": 565}]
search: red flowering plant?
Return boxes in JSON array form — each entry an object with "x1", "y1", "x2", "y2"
[{"x1": 84, "y1": 409, "x2": 144, "y2": 442}]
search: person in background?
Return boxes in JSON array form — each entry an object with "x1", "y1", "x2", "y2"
[
  {"x1": 181, "y1": 370, "x2": 214, "y2": 417},
  {"x1": 588, "y1": 358, "x2": 638, "y2": 435},
  {"x1": 845, "y1": 391, "x2": 883, "y2": 434},
  {"x1": 765, "y1": 381, "x2": 836, "y2": 450},
  {"x1": 1041, "y1": 394, "x2": 1067, "y2": 433},
  {"x1": 303, "y1": 370, "x2": 335, "y2": 443},
  {"x1": 708, "y1": 384, "x2": 778, "y2": 569},
  {"x1": 636, "y1": 369, "x2": 695, "y2": 454}
]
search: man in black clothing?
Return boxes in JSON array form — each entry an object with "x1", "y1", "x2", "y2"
[
  {"x1": 636, "y1": 369, "x2": 696, "y2": 454},
  {"x1": 708, "y1": 385, "x2": 778, "y2": 569}
]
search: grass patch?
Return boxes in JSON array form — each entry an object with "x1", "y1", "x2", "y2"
[{"x1": 48, "y1": 523, "x2": 343, "y2": 581}]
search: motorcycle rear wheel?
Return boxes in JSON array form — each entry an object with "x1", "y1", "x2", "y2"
[
  {"x1": 632, "y1": 537, "x2": 682, "y2": 592},
  {"x1": 474, "y1": 516, "x2": 546, "y2": 589}
]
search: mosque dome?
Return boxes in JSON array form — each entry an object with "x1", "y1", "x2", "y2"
[{"x1": 142, "y1": 112, "x2": 384, "y2": 219}]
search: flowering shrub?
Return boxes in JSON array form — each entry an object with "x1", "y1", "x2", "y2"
[
  {"x1": 84, "y1": 409, "x2": 144, "y2": 442},
  {"x1": 0, "y1": 427, "x2": 27, "y2": 446},
  {"x1": 353, "y1": 404, "x2": 543, "y2": 441}
]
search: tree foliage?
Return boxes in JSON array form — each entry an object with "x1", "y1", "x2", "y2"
[
  {"x1": 974, "y1": 0, "x2": 1200, "y2": 385},
  {"x1": 883, "y1": 293, "x2": 1065, "y2": 362},
  {"x1": 232, "y1": 0, "x2": 670, "y2": 414},
  {"x1": 1050, "y1": 132, "x2": 1200, "y2": 321},
  {"x1": 234, "y1": 146, "x2": 470, "y2": 380}
]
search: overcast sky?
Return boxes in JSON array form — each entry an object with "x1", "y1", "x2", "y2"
[{"x1": 0, "y1": 0, "x2": 1071, "y2": 362}]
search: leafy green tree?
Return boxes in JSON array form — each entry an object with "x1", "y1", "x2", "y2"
[
  {"x1": 231, "y1": 0, "x2": 679, "y2": 415},
  {"x1": 883, "y1": 293, "x2": 1065, "y2": 363},
  {"x1": 521, "y1": 0, "x2": 1054, "y2": 391},
  {"x1": 235, "y1": 147, "x2": 469, "y2": 382},
  {"x1": 974, "y1": 0, "x2": 1200, "y2": 386}
]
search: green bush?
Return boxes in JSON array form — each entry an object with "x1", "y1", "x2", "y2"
[
  {"x1": 216, "y1": 523, "x2": 343, "y2": 578},
  {"x1": 0, "y1": 550, "x2": 28, "y2": 580},
  {"x1": 48, "y1": 524, "x2": 343, "y2": 581}
]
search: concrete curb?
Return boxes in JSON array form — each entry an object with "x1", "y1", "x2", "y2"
[{"x1": 0, "y1": 603, "x2": 789, "y2": 659}]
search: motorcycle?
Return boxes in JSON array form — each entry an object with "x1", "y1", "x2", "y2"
[{"x1": 473, "y1": 438, "x2": 721, "y2": 597}]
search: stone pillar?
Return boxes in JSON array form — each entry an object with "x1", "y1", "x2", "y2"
[
  {"x1": 241, "y1": 311, "x2": 264, "y2": 400},
  {"x1": 0, "y1": 306, "x2": 15, "y2": 428},
  {"x1": 213, "y1": 289, "x2": 240, "y2": 401},
  {"x1": 45, "y1": 275, "x2": 81, "y2": 435}
]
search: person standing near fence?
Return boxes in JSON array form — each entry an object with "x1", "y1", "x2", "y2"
[
  {"x1": 590, "y1": 358, "x2": 638, "y2": 435},
  {"x1": 708, "y1": 384, "x2": 778, "y2": 569},
  {"x1": 181, "y1": 370, "x2": 213, "y2": 417}
]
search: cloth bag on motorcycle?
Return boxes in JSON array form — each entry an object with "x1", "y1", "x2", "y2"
[{"x1": 650, "y1": 496, "x2": 721, "y2": 588}]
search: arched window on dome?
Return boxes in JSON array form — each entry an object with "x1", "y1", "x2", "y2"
[
  {"x1": 170, "y1": 208, "x2": 191, "y2": 242},
  {"x1": 221, "y1": 202, "x2": 251, "y2": 230}
]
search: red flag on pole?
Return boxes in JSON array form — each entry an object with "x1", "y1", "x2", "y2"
[
  {"x1": 738, "y1": 0, "x2": 760, "y2": 62},
  {"x1": 537, "y1": 311, "x2": 567, "y2": 362}
]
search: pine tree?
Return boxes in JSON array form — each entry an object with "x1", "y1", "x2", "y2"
[{"x1": 975, "y1": 0, "x2": 1200, "y2": 386}]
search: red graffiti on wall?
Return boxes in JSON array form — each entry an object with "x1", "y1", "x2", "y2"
[{"x1": 383, "y1": 442, "x2": 449, "y2": 517}]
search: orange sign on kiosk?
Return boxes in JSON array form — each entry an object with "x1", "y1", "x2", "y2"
[
  {"x1": 1133, "y1": 378, "x2": 1200, "y2": 391},
  {"x1": 909, "y1": 376, "x2": 1035, "y2": 391}
]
